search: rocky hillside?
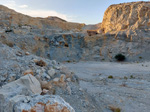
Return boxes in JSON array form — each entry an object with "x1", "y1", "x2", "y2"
[
  {"x1": 0, "y1": 5, "x2": 85, "y2": 31},
  {"x1": 1, "y1": 2, "x2": 150, "y2": 63},
  {"x1": 0, "y1": 42, "x2": 99, "y2": 112}
]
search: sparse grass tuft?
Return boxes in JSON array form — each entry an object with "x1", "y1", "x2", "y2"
[
  {"x1": 66, "y1": 60, "x2": 71, "y2": 63},
  {"x1": 109, "y1": 106, "x2": 121, "y2": 112},
  {"x1": 124, "y1": 76, "x2": 128, "y2": 80},
  {"x1": 130, "y1": 75, "x2": 135, "y2": 79},
  {"x1": 102, "y1": 58, "x2": 105, "y2": 61}
]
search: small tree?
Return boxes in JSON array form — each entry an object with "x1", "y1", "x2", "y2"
[{"x1": 115, "y1": 53, "x2": 126, "y2": 61}]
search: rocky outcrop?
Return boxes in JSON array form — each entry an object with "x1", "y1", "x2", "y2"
[
  {"x1": 0, "y1": 74, "x2": 75, "y2": 112},
  {"x1": 0, "y1": 42, "x2": 98, "y2": 112},
  {"x1": 45, "y1": 16, "x2": 67, "y2": 22},
  {"x1": 12, "y1": 74, "x2": 42, "y2": 94},
  {"x1": 101, "y1": 1, "x2": 150, "y2": 33}
]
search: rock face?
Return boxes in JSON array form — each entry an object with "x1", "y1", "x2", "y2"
[
  {"x1": 101, "y1": 1, "x2": 150, "y2": 33},
  {"x1": 1, "y1": 2, "x2": 150, "y2": 63},
  {"x1": 0, "y1": 74, "x2": 75, "y2": 112},
  {"x1": 0, "y1": 32, "x2": 86, "y2": 62}
]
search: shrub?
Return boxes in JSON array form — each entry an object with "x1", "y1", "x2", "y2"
[
  {"x1": 108, "y1": 75, "x2": 113, "y2": 79},
  {"x1": 102, "y1": 58, "x2": 105, "y2": 61},
  {"x1": 130, "y1": 75, "x2": 135, "y2": 79},
  {"x1": 115, "y1": 53, "x2": 126, "y2": 61},
  {"x1": 66, "y1": 60, "x2": 71, "y2": 63}
]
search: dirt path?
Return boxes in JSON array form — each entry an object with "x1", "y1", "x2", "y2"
[{"x1": 65, "y1": 61, "x2": 150, "y2": 112}]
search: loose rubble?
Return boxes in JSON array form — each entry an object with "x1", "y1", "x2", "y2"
[
  {"x1": 0, "y1": 43, "x2": 98, "y2": 112},
  {"x1": 0, "y1": 74, "x2": 75, "y2": 112}
]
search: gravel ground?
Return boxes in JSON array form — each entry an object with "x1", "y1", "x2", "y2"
[{"x1": 65, "y1": 61, "x2": 150, "y2": 112}]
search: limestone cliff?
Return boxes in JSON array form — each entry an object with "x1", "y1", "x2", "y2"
[{"x1": 101, "y1": 1, "x2": 150, "y2": 33}]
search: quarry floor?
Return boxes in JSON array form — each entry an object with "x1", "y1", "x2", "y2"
[{"x1": 65, "y1": 61, "x2": 150, "y2": 112}]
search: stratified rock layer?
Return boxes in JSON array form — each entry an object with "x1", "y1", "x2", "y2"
[{"x1": 101, "y1": 1, "x2": 150, "y2": 33}]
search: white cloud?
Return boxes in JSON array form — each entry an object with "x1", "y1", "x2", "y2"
[
  {"x1": 1, "y1": 0, "x2": 16, "y2": 9},
  {"x1": 19, "y1": 9, "x2": 70, "y2": 21},
  {"x1": 0, "y1": 0, "x2": 73, "y2": 21},
  {"x1": 19, "y1": 5, "x2": 28, "y2": 8}
]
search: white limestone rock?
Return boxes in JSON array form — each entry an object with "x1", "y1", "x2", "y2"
[
  {"x1": 0, "y1": 74, "x2": 75, "y2": 112},
  {"x1": 2, "y1": 74, "x2": 42, "y2": 94},
  {"x1": 48, "y1": 68, "x2": 56, "y2": 77}
]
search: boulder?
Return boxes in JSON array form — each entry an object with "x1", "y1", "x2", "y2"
[
  {"x1": 18, "y1": 74, "x2": 42, "y2": 94},
  {"x1": 0, "y1": 74, "x2": 75, "y2": 112},
  {"x1": 1, "y1": 74, "x2": 42, "y2": 94},
  {"x1": 48, "y1": 68, "x2": 56, "y2": 77}
]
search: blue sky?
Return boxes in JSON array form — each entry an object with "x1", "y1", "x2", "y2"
[{"x1": 0, "y1": 0, "x2": 149, "y2": 24}]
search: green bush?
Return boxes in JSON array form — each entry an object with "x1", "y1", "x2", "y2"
[
  {"x1": 115, "y1": 54, "x2": 126, "y2": 61},
  {"x1": 108, "y1": 75, "x2": 113, "y2": 79}
]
